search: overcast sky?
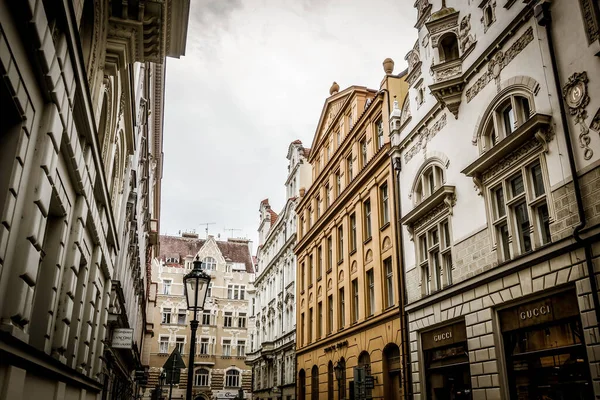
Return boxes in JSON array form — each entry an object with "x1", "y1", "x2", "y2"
[{"x1": 160, "y1": 0, "x2": 416, "y2": 247}]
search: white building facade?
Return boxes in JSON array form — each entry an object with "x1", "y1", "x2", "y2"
[
  {"x1": 390, "y1": 1, "x2": 600, "y2": 399},
  {"x1": 246, "y1": 141, "x2": 311, "y2": 400}
]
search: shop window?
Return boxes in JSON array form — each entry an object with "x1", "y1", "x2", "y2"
[
  {"x1": 299, "y1": 370, "x2": 306, "y2": 399},
  {"x1": 423, "y1": 322, "x2": 471, "y2": 400},
  {"x1": 328, "y1": 362, "x2": 334, "y2": 400},
  {"x1": 489, "y1": 160, "x2": 550, "y2": 262},
  {"x1": 337, "y1": 358, "x2": 346, "y2": 400},
  {"x1": 439, "y1": 33, "x2": 459, "y2": 62},
  {"x1": 383, "y1": 344, "x2": 401, "y2": 400}
]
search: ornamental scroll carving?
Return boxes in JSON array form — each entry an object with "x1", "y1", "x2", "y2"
[
  {"x1": 466, "y1": 26, "x2": 534, "y2": 103},
  {"x1": 404, "y1": 113, "x2": 448, "y2": 164},
  {"x1": 563, "y1": 71, "x2": 593, "y2": 160}
]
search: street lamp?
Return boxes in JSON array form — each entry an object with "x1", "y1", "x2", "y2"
[
  {"x1": 183, "y1": 257, "x2": 211, "y2": 400},
  {"x1": 334, "y1": 360, "x2": 345, "y2": 400}
]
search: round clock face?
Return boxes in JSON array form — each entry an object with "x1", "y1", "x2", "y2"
[{"x1": 567, "y1": 81, "x2": 585, "y2": 108}]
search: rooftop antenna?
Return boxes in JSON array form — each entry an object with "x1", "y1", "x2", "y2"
[
  {"x1": 224, "y1": 227, "x2": 242, "y2": 238},
  {"x1": 198, "y1": 222, "x2": 216, "y2": 238}
]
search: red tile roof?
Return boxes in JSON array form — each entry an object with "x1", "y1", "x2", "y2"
[
  {"x1": 159, "y1": 235, "x2": 254, "y2": 273},
  {"x1": 268, "y1": 209, "x2": 278, "y2": 225},
  {"x1": 302, "y1": 147, "x2": 311, "y2": 157}
]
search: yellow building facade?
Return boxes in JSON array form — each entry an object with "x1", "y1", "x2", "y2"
[{"x1": 295, "y1": 62, "x2": 409, "y2": 400}]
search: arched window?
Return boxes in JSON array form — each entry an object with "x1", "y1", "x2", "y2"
[
  {"x1": 299, "y1": 369, "x2": 306, "y2": 399},
  {"x1": 328, "y1": 361, "x2": 334, "y2": 400},
  {"x1": 383, "y1": 344, "x2": 401, "y2": 400},
  {"x1": 202, "y1": 257, "x2": 217, "y2": 270},
  {"x1": 439, "y1": 33, "x2": 459, "y2": 62},
  {"x1": 311, "y1": 365, "x2": 319, "y2": 400},
  {"x1": 414, "y1": 163, "x2": 445, "y2": 203},
  {"x1": 225, "y1": 369, "x2": 240, "y2": 387},
  {"x1": 194, "y1": 368, "x2": 209, "y2": 387},
  {"x1": 337, "y1": 358, "x2": 346, "y2": 400},
  {"x1": 358, "y1": 352, "x2": 372, "y2": 398},
  {"x1": 480, "y1": 93, "x2": 533, "y2": 153}
]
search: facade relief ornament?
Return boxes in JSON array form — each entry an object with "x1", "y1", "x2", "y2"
[
  {"x1": 591, "y1": 108, "x2": 600, "y2": 132},
  {"x1": 404, "y1": 113, "x2": 448, "y2": 164},
  {"x1": 466, "y1": 26, "x2": 534, "y2": 103},
  {"x1": 459, "y1": 14, "x2": 476, "y2": 53},
  {"x1": 562, "y1": 71, "x2": 593, "y2": 160}
]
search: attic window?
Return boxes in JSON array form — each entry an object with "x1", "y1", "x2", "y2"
[
  {"x1": 232, "y1": 262, "x2": 247, "y2": 271},
  {"x1": 165, "y1": 255, "x2": 180, "y2": 264}
]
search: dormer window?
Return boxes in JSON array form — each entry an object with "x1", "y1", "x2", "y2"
[
  {"x1": 439, "y1": 33, "x2": 459, "y2": 62},
  {"x1": 415, "y1": 164, "x2": 445, "y2": 204}
]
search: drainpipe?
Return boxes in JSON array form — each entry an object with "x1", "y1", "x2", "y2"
[
  {"x1": 391, "y1": 151, "x2": 413, "y2": 400},
  {"x1": 535, "y1": 1, "x2": 600, "y2": 332}
]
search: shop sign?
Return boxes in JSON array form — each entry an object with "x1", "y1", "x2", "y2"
[
  {"x1": 112, "y1": 328, "x2": 134, "y2": 349},
  {"x1": 422, "y1": 321, "x2": 466, "y2": 351},
  {"x1": 500, "y1": 291, "x2": 579, "y2": 332},
  {"x1": 213, "y1": 390, "x2": 244, "y2": 399}
]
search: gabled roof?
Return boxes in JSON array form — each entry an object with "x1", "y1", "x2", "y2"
[
  {"x1": 159, "y1": 235, "x2": 254, "y2": 273},
  {"x1": 309, "y1": 85, "x2": 374, "y2": 160}
]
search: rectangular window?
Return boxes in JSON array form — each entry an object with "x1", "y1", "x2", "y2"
[
  {"x1": 317, "y1": 197, "x2": 322, "y2": 219},
  {"x1": 419, "y1": 219, "x2": 453, "y2": 296},
  {"x1": 317, "y1": 246, "x2": 323, "y2": 279},
  {"x1": 317, "y1": 302, "x2": 323, "y2": 340},
  {"x1": 207, "y1": 282, "x2": 212, "y2": 298},
  {"x1": 352, "y1": 279, "x2": 359, "y2": 323},
  {"x1": 537, "y1": 203, "x2": 551, "y2": 245},
  {"x1": 301, "y1": 262, "x2": 305, "y2": 290},
  {"x1": 380, "y1": 184, "x2": 389, "y2": 225},
  {"x1": 515, "y1": 202, "x2": 532, "y2": 253},
  {"x1": 366, "y1": 269, "x2": 375, "y2": 317},
  {"x1": 163, "y1": 279, "x2": 172, "y2": 295},
  {"x1": 384, "y1": 258, "x2": 394, "y2": 308},
  {"x1": 327, "y1": 295, "x2": 334, "y2": 334},
  {"x1": 364, "y1": 199, "x2": 372, "y2": 239},
  {"x1": 376, "y1": 119, "x2": 384, "y2": 149},
  {"x1": 178, "y1": 311, "x2": 186, "y2": 325},
  {"x1": 175, "y1": 337, "x2": 185, "y2": 354},
  {"x1": 238, "y1": 313, "x2": 247, "y2": 328},
  {"x1": 360, "y1": 137, "x2": 367, "y2": 167},
  {"x1": 200, "y1": 337, "x2": 210, "y2": 354},
  {"x1": 338, "y1": 225, "x2": 344, "y2": 261},
  {"x1": 336, "y1": 171, "x2": 342, "y2": 197},
  {"x1": 350, "y1": 213, "x2": 357, "y2": 252},
  {"x1": 339, "y1": 288, "x2": 345, "y2": 329},
  {"x1": 162, "y1": 308, "x2": 172, "y2": 324},
  {"x1": 327, "y1": 236, "x2": 333, "y2": 271},
  {"x1": 202, "y1": 310, "x2": 211, "y2": 325},
  {"x1": 308, "y1": 308, "x2": 313, "y2": 343},
  {"x1": 159, "y1": 337, "x2": 169, "y2": 354},
  {"x1": 308, "y1": 255, "x2": 313, "y2": 286},
  {"x1": 223, "y1": 339, "x2": 231, "y2": 356},
  {"x1": 347, "y1": 155, "x2": 353, "y2": 182},
  {"x1": 530, "y1": 162, "x2": 545, "y2": 198},
  {"x1": 308, "y1": 207, "x2": 313, "y2": 228},
  {"x1": 325, "y1": 184, "x2": 331, "y2": 207},
  {"x1": 237, "y1": 340, "x2": 246, "y2": 356},
  {"x1": 301, "y1": 313, "x2": 305, "y2": 345},
  {"x1": 224, "y1": 312, "x2": 233, "y2": 327}
]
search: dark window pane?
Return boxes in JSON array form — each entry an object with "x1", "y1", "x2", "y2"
[
  {"x1": 504, "y1": 104, "x2": 515, "y2": 134},
  {"x1": 495, "y1": 187, "x2": 506, "y2": 218},
  {"x1": 510, "y1": 174, "x2": 524, "y2": 197},
  {"x1": 531, "y1": 163, "x2": 545, "y2": 197},
  {"x1": 538, "y1": 203, "x2": 551, "y2": 245},
  {"x1": 515, "y1": 202, "x2": 531, "y2": 252},
  {"x1": 499, "y1": 223, "x2": 511, "y2": 261}
]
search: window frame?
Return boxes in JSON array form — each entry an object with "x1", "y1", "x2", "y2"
[{"x1": 380, "y1": 183, "x2": 390, "y2": 226}]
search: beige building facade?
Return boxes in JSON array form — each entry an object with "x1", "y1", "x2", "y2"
[
  {"x1": 295, "y1": 67, "x2": 409, "y2": 400},
  {"x1": 144, "y1": 234, "x2": 254, "y2": 400},
  {"x1": 390, "y1": 1, "x2": 600, "y2": 399},
  {"x1": 0, "y1": 1, "x2": 189, "y2": 399}
]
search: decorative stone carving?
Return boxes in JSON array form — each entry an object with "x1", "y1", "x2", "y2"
[
  {"x1": 480, "y1": 1, "x2": 497, "y2": 33},
  {"x1": 401, "y1": 98, "x2": 412, "y2": 126},
  {"x1": 579, "y1": 0, "x2": 600, "y2": 44},
  {"x1": 466, "y1": 26, "x2": 534, "y2": 103},
  {"x1": 405, "y1": 113, "x2": 448, "y2": 164},
  {"x1": 415, "y1": 0, "x2": 432, "y2": 29},
  {"x1": 459, "y1": 14, "x2": 476, "y2": 53},
  {"x1": 562, "y1": 71, "x2": 593, "y2": 160},
  {"x1": 482, "y1": 139, "x2": 542, "y2": 182},
  {"x1": 434, "y1": 63, "x2": 462, "y2": 83}
]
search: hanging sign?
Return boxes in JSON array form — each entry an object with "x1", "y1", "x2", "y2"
[{"x1": 112, "y1": 328, "x2": 134, "y2": 349}]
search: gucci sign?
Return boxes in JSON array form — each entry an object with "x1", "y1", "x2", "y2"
[
  {"x1": 434, "y1": 331, "x2": 452, "y2": 342},
  {"x1": 520, "y1": 304, "x2": 551, "y2": 320}
]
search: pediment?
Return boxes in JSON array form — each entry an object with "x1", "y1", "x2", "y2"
[{"x1": 309, "y1": 92, "x2": 352, "y2": 155}]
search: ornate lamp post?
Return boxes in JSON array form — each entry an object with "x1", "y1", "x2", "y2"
[
  {"x1": 334, "y1": 361, "x2": 345, "y2": 400},
  {"x1": 183, "y1": 258, "x2": 211, "y2": 400}
]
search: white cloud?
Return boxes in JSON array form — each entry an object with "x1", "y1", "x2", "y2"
[{"x1": 161, "y1": 0, "x2": 416, "y2": 245}]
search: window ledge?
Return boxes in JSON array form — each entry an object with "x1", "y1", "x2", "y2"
[
  {"x1": 308, "y1": 284, "x2": 313, "y2": 289},
  {"x1": 349, "y1": 249, "x2": 357, "y2": 256},
  {"x1": 363, "y1": 237, "x2": 372, "y2": 245},
  {"x1": 337, "y1": 259, "x2": 344, "y2": 265},
  {"x1": 326, "y1": 268, "x2": 332, "y2": 274},
  {"x1": 401, "y1": 185, "x2": 456, "y2": 228},
  {"x1": 317, "y1": 276, "x2": 322, "y2": 282},
  {"x1": 380, "y1": 222, "x2": 390, "y2": 232},
  {"x1": 462, "y1": 113, "x2": 552, "y2": 179}
]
